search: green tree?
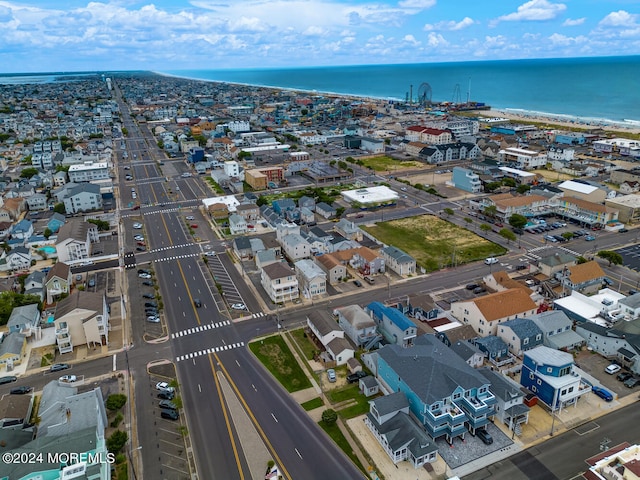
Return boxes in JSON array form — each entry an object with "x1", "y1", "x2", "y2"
[
  {"x1": 501, "y1": 177, "x2": 516, "y2": 187},
  {"x1": 43, "y1": 228, "x2": 52, "y2": 239},
  {"x1": 483, "y1": 205, "x2": 498, "y2": 218},
  {"x1": 480, "y1": 223, "x2": 492, "y2": 233},
  {"x1": 516, "y1": 184, "x2": 531, "y2": 194},
  {"x1": 485, "y1": 181, "x2": 501, "y2": 192},
  {"x1": 238, "y1": 151, "x2": 251, "y2": 159},
  {"x1": 256, "y1": 196, "x2": 269, "y2": 207},
  {"x1": 562, "y1": 231, "x2": 574, "y2": 241},
  {"x1": 157, "y1": 140, "x2": 164, "y2": 149},
  {"x1": 335, "y1": 206, "x2": 345, "y2": 218},
  {"x1": 499, "y1": 228, "x2": 517, "y2": 244},
  {"x1": 464, "y1": 217, "x2": 473, "y2": 225},
  {"x1": 443, "y1": 207, "x2": 454, "y2": 216},
  {"x1": 20, "y1": 167, "x2": 39, "y2": 179},
  {"x1": 193, "y1": 134, "x2": 207, "y2": 147},
  {"x1": 576, "y1": 256, "x2": 588, "y2": 264},
  {"x1": 321, "y1": 409, "x2": 338, "y2": 425},
  {"x1": 55, "y1": 164, "x2": 70, "y2": 173},
  {"x1": 300, "y1": 108, "x2": 308, "y2": 116},
  {"x1": 508, "y1": 214, "x2": 528, "y2": 230},
  {"x1": 121, "y1": 127, "x2": 128, "y2": 136},
  {"x1": 106, "y1": 430, "x2": 128, "y2": 454},
  {"x1": 105, "y1": 394, "x2": 127, "y2": 411},
  {"x1": 88, "y1": 219, "x2": 110, "y2": 231},
  {"x1": 597, "y1": 250, "x2": 623, "y2": 266},
  {"x1": 53, "y1": 203, "x2": 66, "y2": 214},
  {"x1": 0, "y1": 292, "x2": 42, "y2": 326}
]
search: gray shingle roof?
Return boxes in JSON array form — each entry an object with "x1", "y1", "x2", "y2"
[
  {"x1": 500, "y1": 318, "x2": 543, "y2": 340},
  {"x1": 365, "y1": 410, "x2": 438, "y2": 459},
  {"x1": 377, "y1": 334, "x2": 488, "y2": 405}
]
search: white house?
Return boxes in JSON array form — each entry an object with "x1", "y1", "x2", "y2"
[
  {"x1": 294, "y1": 259, "x2": 327, "y2": 298},
  {"x1": 260, "y1": 262, "x2": 299, "y2": 303}
]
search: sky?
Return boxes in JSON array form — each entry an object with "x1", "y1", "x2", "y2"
[{"x1": 0, "y1": 0, "x2": 638, "y2": 73}]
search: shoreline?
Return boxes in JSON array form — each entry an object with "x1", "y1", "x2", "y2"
[{"x1": 476, "y1": 108, "x2": 640, "y2": 135}]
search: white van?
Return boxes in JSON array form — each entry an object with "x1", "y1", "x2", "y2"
[{"x1": 484, "y1": 257, "x2": 499, "y2": 265}]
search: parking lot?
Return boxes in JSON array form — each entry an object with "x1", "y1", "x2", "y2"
[
  {"x1": 614, "y1": 244, "x2": 640, "y2": 273},
  {"x1": 146, "y1": 363, "x2": 191, "y2": 480},
  {"x1": 574, "y1": 350, "x2": 640, "y2": 398}
]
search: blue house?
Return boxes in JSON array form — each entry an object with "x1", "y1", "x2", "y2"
[
  {"x1": 366, "y1": 302, "x2": 417, "y2": 347},
  {"x1": 272, "y1": 198, "x2": 296, "y2": 215},
  {"x1": 452, "y1": 167, "x2": 483, "y2": 193},
  {"x1": 473, "y1": 336, "x2": 513, "y2": 367},
  {"x1": 377, "y1": 334, "x2": 496, "y2": 443},
  {"x1": 47, "y1": 213, "x2": 66, "y2": 233},
  {"x1": 497, "y1": 318, "x2": 544, "y2": 357},
  {"x1": 520, "y1": 345, "x2": 591, "y2": 409},
  {"x1": 11, "y1": 219, "x2": 34, "y2": 240}
]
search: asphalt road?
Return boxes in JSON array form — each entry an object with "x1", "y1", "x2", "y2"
[{"x1": 463, "y1": 402, "x2": 640, "y2": 480}]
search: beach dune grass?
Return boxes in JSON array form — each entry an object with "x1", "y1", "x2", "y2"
[
  {"x1": 249, "y1": 335, "x2": 312, "y2": 392},
  {"x1": 362, "y1": 214, "x2": 506, "y2": 271},
  {"x1": 358, "y1": 155, "x2": 423, "y2": 172}
]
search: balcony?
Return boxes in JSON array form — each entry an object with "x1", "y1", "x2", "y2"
[{"x1": 56, "y1": 322, "x2": 69, "y2": 336}]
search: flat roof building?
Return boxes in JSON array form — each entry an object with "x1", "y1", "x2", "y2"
[{"x1": 341, "y1": 185, "x2": 399, "y2": 207}]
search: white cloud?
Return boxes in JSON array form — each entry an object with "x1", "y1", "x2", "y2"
[
  {"x1": 494, "y1": 0, "x2": 566, "y2": 24},
  {"x1": 599, "y1": 10, "x2": 638, "y2": 28},
  {"x1": 397, "y1": 0, "x2": 436, "y2": 10},
  {"x1": 548, "y1": 33, "x2": 587, "y2": 46},
  {"x1": 426, "y1": 32, "x2": 447, "y2": 47},
  {"x1": 424, "y1": 16, "x2": 475, "y2": 31},
  {"x1": 562, "y1": 17, "x2": 585, "y2": 27},
  {"x1": 403, "y1": 34, "x2": 420, "y2": 45},
  {"x1": 303, "y1": 25, "x2": 326, "y2": 36}
]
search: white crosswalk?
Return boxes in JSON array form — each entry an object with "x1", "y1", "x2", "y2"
[
  {"x1": 171, "y1": 320, "x2": 231, "y2": 339},
  {"x1": 251, "y1": 312, "x2": 266, "y2": 319},
  {"x1": 526, "y1": 245, "x2": 580, "y2": 260},
  {"x1": 154, "y1": 252, "x2": 201, "y2": 263},
  {"x1": 151, "y1": 243, "x2": 195, "y2": 253},
  {"x1": 176, "y1": 341, "x2": 245, "y2": 362}
]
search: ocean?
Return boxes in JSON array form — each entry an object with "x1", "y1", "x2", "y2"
[{"x1": 161, "y1": 56, "x2": 640, "y2": 126}]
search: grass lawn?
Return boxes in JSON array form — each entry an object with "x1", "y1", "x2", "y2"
[
  {"x1": 326, "y1": 384, "x2": 372, "y2": 419},
  {"x1": 301, "y1": 397, "x2": 324, "y2": 411},
  {"x1": 362, "y1": 214, "x2": 506, "y2": 271},
  {"x1": 290, "y1": 328, "x2": 317, "y2": 361},
  {"x1": 249, "y1": 336, "x2": 312, "y2": 392},
  {"x1": 358, "y1": 155, "x2": 423, "y2": 172},
  {"x1": 531, "y1": 169, "x2": 576, "y2": 182},
  {"x1": 318, "y1": 420, "x2": 366, "y2": 473}
]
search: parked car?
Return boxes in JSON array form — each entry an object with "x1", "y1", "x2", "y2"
[
  {"x1": 617, "y1": 372, "x2": 633, "y2": 382},
  {"x1": 156, "y1": 382, "x2": 175, "y2": 394},
  {"x1": 624, "y1": 376, "x2": 640, "y2": 388},
  {"x1": 138, "y1": 273, "x2": 152, "y2": 279},
  {"x1": 142, "y1": 293, "x2": 155, "y2": 299},
  {"x1": 158, "y1": 390, "x2": 175, "y2": 400},
  {"x1": 185, "y1": 216, "x2": 195, "y2": 221},
  {"x1": 476, "y1": 428, "x2": 493, "y2": 445},
  {"x1": 327, "y1": 369, "x2": 336, "y2": 383},
  {"x1": 159, "y1": 400, "x2": 178, "y2": 411},
  {"x1": 59, "y1": 375, "x2": 77, "y2": 383},
  {"x1": 0, "y1": 376, "x2": 17, "y2": 385},
  {"x1": 142, "y1": 280, "x2": 154, "y2": 287},
  {"x1": 619, "y1": 228, "x2": 629, "y2": 233},
  {"x1": 353, "y1": 280, "x2": 363, "y2": 287},
  {"x1": 136, "y1": 247, "x2": 146, "y2": 252},
  {"x1": 364, "y1": 276, "x2": 375, "y2": 284},
  {"x1": 133, "y1": 223, "x2": 143, "y2": 229},
  {"x1": 88, "y1": 277, "x2": 96, "y2": 287},
  {"x1": 346, "y1": 371, "x2": 367, "y2": 384},
  {"x1": 515, "y1": 264, "x2": 527, "y2": 271},
  {"x1": 145, "y1": 301, "x2": 158, "y2": 308},
  {"x1": 473, "y1": 286, "x2": 486, "y2": 294},
  {"x1": 134, "y1": 235, "x2": 144, "y2": 241},
  {"x1": 231, "y1": 303, "x2": 246, "y2": 310},
  {"x1": 466, "y1": 283, "x2": 479, "y2": 290},
  {"x1": 147, "y1": 316, "x2": 160, "y2": 323},
  {"x1": 592, "y1": 385, "x2": 613, "y2": 402},
  {"x1": 606, "y1": 363, "x2": 621, "y2": 375},
  {"x1": 10, "y1": 386, "x2": 32, "y2": 394},
  {"x1": 190, "y1": 224, "x2": 198, "y2": 229},
  {"x1": 160, "y1": 409, "x2": 179, "y2": 421},
  {"x1": 50, "y1": 363, "x2": 69, "y2": 372},
  {"x1": 585, "y1": 235, "x2": 596, "y2": 241}
]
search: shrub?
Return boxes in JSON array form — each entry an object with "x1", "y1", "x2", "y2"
[
  {"x1": 106, "y1": 430, "x2": 128, "y2": 454},
  {"x1": 321, "y1": 409, "x2": 338, "y2": 425},
  {"x1": 106, "y1": 394, "x2": 127, "y2": 411},
  {"x1": 110, "y1": 413, "x2": 123, "y2": 428}
]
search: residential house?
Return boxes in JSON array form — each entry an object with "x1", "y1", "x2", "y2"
[
  {"x1": 294, "y1": 259, "x2": 327, "y2": 298},
  {"x1": 483, "y1": 270, "x2": 533, "y2": 295},
  {"x1": 376, "y1": 334, "x2": 496, "y2": 443},
  {"x1": 334, "y1": 219, "x2": 362, "y2": 241},
  {"x1": 366, "y1": 302, "x2": 417, "y2": 347},
  {"x1": 452, "y1": 167, "x2": 483, "y2": 193},
  {"x1": 479, "y1": 368, "x2": 530, "y2": 433},
  {"x1": 235, "y1": 203, "x2": 260, "y2": 222},
  {"x1": 62, "y1": 183, "x2": 103, "y2": 214},
  {"x1": 306, "y1": 310, "x2": 344, "y2": 346},
  {"x1": 449, "y1": 340, "x2": 484, "y2": 368},
  {"x1": 207, "y1": 202, "x2": 229, "y2": 219},
  {"x1": 575, "y1": 319, "x2": 640, "y2": 374},
  {"x1": 47, "y1": 212, "x2": 66, "y2": 233},
  {"x1": 530, "y1": 310, "x2": 584, "y2": 350},
  {"x1": 0, "y1": 332, "x2": 26, "y2": 371},
  {"x1": 497, "y1": 318, "x2": 544, "y2": 357},
  {"x1": 10, "y1": 219, "x2": 34, "y2": 241},
  {"x1": 281, "y1": 233, "x2": 311, "y2": 261},
  {"x1": 364, "y1": 392, "x2": 438, "y2": 469},
  {"x1": 298, "y1": 196, "x2": 316, "y2": 210},
  {"x1": 437, "y1": 324, "x2": 479, "y2": 347},
  {"x1": 255, "y1": 249, "x2": 279, "y2": 270},
  {"x1": 26, "y1": 193, "x2": 48, "y2": 211},
  {"x1": 6, "y1": 304, "x2": 40, "y2": 338},
  {"x1": 520, "y1": 345, "x2": 591, "y2": 409},
  {"x1": 325, "y1": 337, "x2": 355, "y2": 366},
  {"x1": 335, "y1": 305, "x2": 378, "y2": 348},
  {"x1": 55, "y1": 220, "x2": 99, "y2": 264},
  {"x1": 538, "y1": 251, "x2": 578, "y2": 278},
  {"x1": 53, "y1": 291, "x2": 109, "y2": 354},
  {"x1": 473, "y1": 336, "x2": 512, "y2": 366},
  {"x1": 314, "y1": 253, "x2": 347, "y2": 285},
  {"x1": 45, "y1": 262, "x2": 73, "y2": 305},
  {"x1": 229, "y1": 213, "x2": 248, "y2": 235},
  {"x1": 233, "y1": 236, "x2": 253, "y2": 260},
  {"x1": 451, "y1": 288, "x2": 537, "y2": 337},
  {"x1": 1, "y1": 247, "x2": 32, "y2": 272},
  {"x1": 23, "y1": 270, "x2": 45, "y2": 299},
  {"x1": 260, "y1": 262, "x2": 299, "y2": 303},
  {"x1": 558, "y1": 261, "x2": 607, "y2": 295},
  {"x1": 498, "y1": 147, "x2": 547, "y2": 170},
  {"x1": 0, "y1": 390, "x2": 33, "y2": 433},
  {"x1": 350, "y1": 247, "x2": 385, "y2": 276},
  {"x1": 316, "y1": 202, "x2": 337, "y2": 219},
  {"x1": 381, "y1": 246, "x2": 416, "y2": 276}
]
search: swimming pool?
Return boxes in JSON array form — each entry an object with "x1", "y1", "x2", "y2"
[{"x1": 39, "y1": 246, "x2": 57, "y2": 254}]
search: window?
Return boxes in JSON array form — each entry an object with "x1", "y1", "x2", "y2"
[
  {"x1": 523, "y1": 338, "x2": 529, "y2": 345},
  {"x1": 532, "y1": 385, "x2": 537, "y2": 393},
  {"x1": 453, "y1": 393, "x2": 461, "y2": 400},
  {"x1": 547, "y1": 367, "x2": 552, "y2": 373},
  {"x1": 537, "y1": 379, "x2": 542, "y2": 385},
  {"x1": 536, "y1": 334, "x2": 542, "y2": 341}
]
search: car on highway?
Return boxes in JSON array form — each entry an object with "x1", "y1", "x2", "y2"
[
  {"x1": 50, "y1": 363, "x2": 69, "y2": 372},
  {"x1": 619, "y1": 228, "x2": 629, "y2": 233},
  {"x1": 231, "y1": 303, "x2": 246, "y2": 310},
  {"x1": 585, "y1": 235, "x2": 596, "y2": 241},
  {"x1": 327, "y1": 369, "x2": 336, "y2": 383},
  {"x1": 10, "y1": 386, "x2": 32, "y2": 395},
  {"x1": 147, "y1": 316, "x2": 160, "y2": 323},
  {"x1": 592, "y1": 385, "x2": 613, "y2": 402},
  {"x1": 138, "y1": 273, "x2": 152, "y2": 279},
  {"x1": 185, "y1": 216, "x2": 195, "y2": 221},
  {"x1": 0, "y1": 376, "x2": 17, "y2": 385},
  {"x1": 476, "y1": 428, "x2": 493, "y2": 445},
  {"x1": 484, "y1": 257, "x2": 499, "y2": 265},
  {"x1": 605, "y1": 363, "x2": 621, "y2": 374}
]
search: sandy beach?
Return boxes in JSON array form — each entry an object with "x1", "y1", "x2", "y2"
[{"x1": 475, "y1": 108, "x2": 640, "y2": 135}]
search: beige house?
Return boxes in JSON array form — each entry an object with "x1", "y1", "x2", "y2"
[
  {"x1": 483, "y1": 270, "x2": 533, "y2": 294},
  {"x1": 54, "y1": 291, "x2": 109, "y2": 354},
  {"x1": 451, "y1": 288, "x2": 537, "y2": 337},
  {"x1": 44, "y1": 261, "x2": 73, "y2": 304},
  {"x1": 314, "y1": 254, "x2": 347, "y2": 285},
  {"x1": 55, "y1": 220, "x2": 99, "y2": 264},
  {"x1": 260, "y1": 262, "x2": 299, "y2": 304},
  {"x1": 537, "y1": 252, "x2": 577, "y2": 278}
]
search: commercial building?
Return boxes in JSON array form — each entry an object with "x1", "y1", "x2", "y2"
[{"x1": 341, "y1": 185, "x2": 398, "y2": 208}]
